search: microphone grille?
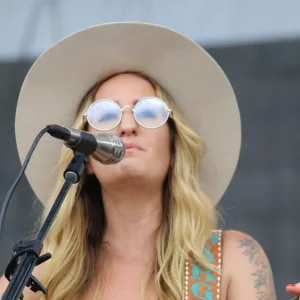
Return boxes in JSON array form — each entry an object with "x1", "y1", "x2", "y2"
[
  {"x1": 110, "y1": 135, "x2": 125, "y2": 163},
  {"x1": 93, "y1": 134, "x2": 125, "y2": 164}
]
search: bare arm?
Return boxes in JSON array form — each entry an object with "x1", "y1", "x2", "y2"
[
  {"x1": 222, "y1": 230, "x2": 277, "y2": 300},
  {"x1": 0, "y1": 275, "x2": 9, "y2": 297}
]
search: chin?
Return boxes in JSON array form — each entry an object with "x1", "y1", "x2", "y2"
[{"x1": 118, "y1": 159, "x2": 146, "y2": 177}]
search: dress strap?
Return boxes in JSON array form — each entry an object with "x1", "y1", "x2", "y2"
[{"x1": 184, "y1": 230, "x2": 223, "y2": 300}]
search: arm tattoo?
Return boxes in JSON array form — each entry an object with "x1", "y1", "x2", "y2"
[{"x1": 237, "y1": 238, "x2": 276, "y2": 300}]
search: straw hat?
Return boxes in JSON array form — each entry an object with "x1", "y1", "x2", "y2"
[{"x1": 14, "y1": 22, "x2": 241, "y2": 205}]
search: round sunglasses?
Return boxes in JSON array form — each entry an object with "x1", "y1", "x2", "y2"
[{"x1": 83, "y1": 97, "x2": 173, "y2": 131}]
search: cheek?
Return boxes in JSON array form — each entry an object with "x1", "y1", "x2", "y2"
[
  {"x1": 87, "y1": 126, "x2": 116, "y2": 136},
  {"x1": 147, "y1": 128, "x2": 171, "y2": 161}
]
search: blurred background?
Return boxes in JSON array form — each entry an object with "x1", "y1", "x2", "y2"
[{"x1": 0, "y1": 0, "x2": 299, "y2": 299}]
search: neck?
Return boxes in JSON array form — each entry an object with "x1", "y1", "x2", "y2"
[{"x1": 101, "y1": 183, "x2": 163, "y2": 263}]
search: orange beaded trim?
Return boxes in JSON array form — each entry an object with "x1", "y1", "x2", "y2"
[{"x1": 184, "y1": 230, "x2": 223, "y2": 300}]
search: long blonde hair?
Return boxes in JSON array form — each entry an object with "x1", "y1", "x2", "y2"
[{"x1": 37, "y1": 72, "x2": 219, "y2": 300}]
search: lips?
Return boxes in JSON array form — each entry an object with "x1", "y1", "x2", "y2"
[{"x1": 124, "y1": 142, "x2": 143, "y2": 151}]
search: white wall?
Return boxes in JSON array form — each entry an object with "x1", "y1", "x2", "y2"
[{"x1": 1, "y1": 0, "x2": 300, "y2": 59}]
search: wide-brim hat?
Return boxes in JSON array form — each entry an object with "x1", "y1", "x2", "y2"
[{"x1": 15, "y1": 22, "x2": 241, "y2": 206}]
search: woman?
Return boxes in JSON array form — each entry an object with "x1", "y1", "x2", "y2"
[{"x1": 0, "y1": 22, "x2": 283, "y2": 299}]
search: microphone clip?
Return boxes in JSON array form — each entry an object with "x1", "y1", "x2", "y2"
[{"x1": 5, "y1": 240, "x2": 50, "y2": 299}]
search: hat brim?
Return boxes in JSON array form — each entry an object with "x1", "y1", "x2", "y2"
[{"x1": 15, "y1": 22, "x2": 241, "y2": 206}]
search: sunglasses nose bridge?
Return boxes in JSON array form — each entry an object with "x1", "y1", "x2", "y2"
[
  {"x1": 120, "y1": 105, "x2": 133, "y2": 112},
  {"x1": 120, "y1": 106, "x2": 136, "y2": 120}
]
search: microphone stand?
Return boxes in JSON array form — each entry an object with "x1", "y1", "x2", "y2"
[{"x1": 2, "y1": 152, "x2": 87, "y2": 300}]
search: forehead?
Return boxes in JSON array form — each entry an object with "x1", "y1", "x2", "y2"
[{"x1": 94, "y1": 73, "x2": 156, "y2": 104}]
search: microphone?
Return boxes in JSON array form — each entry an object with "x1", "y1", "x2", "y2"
[{"x1": 47, "y1": 124, "x2": 125, "y2": 164}]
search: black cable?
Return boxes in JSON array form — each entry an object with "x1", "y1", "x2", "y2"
[{"x1": 0, "y1": 126, "x2": 49, "y2": 241}]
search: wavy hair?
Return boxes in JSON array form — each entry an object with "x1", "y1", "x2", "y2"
[{"x1": 37, "y1": 72, "x2": 219, "y2": 300}]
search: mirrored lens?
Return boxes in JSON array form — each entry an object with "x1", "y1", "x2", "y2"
[
  {"x1": 87, "y1": 100, "x2": 121, "y2": 130},
  {"x1": 134, "y1": 97, "x2": 169, "y2": 128}
]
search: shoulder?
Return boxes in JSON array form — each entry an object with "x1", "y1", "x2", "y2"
[
  {"x1": 220, "y1": 230, "x2": 277, "y2": 300},
  {"x1": 221, "y1": 229, "x2": 268, "y2": 263},
  {"x1": 222, "y1": 229, "x2": 263, "y2": 252},
  {"x1": 221, "y1": 229, "x2": 270, "y2": 276}
]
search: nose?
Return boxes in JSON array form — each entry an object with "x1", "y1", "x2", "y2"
[{"x1": 119, "y1": 107, "x2": 138, "y2": 136}]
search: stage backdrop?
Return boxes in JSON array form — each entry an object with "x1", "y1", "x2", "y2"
[{"x1": 0, "y1": 38, "x2": 299, "y2": 300}]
